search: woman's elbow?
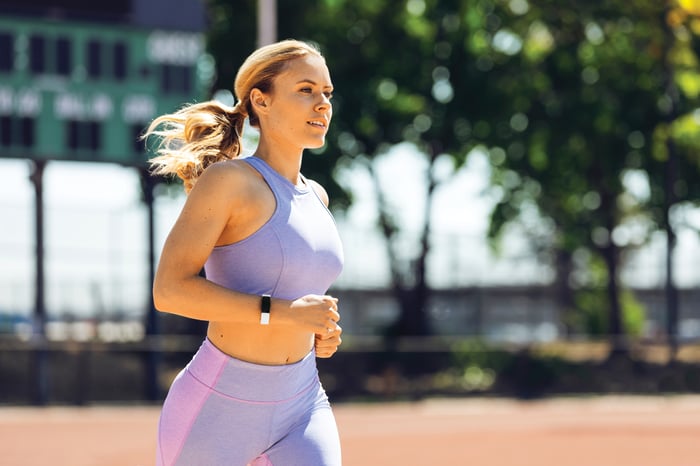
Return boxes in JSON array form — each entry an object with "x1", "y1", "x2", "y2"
[{"x1": 152, "y1": 278, "x2": 178, "y2": 313}]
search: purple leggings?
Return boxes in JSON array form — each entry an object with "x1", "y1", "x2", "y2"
[{"x1": 156, "y1": 338, "x2": 342, "y2": 466}]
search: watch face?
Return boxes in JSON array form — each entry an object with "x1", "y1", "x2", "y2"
[{"x1": 260, "y1": 295, "x2": 271, "y2": 324}]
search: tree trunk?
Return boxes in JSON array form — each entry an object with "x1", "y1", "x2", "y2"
[
  {"x1": 553, "y1": 247, "x2": 575, "y2": 336},
  {"x1": 369, "y1": 142, "x2": 439, "y2": 337},
  {"x1": 391, "y1": 142, "x2": 441, "y2": 336},
  {"x1": 393, "y1": 283, "x2": 430, "y2": 336},
  {"x1": 601, "y1": 207, "x2": 625, "y2": 355},
  {"x1": 602, "y1": 242, "x2": 623, "y2": 341}
]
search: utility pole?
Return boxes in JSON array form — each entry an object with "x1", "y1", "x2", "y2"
[
  {"x1": 257, "y1": 0, "x2": 277, "y2": 47},
  {"x1": 29, "y1": 159, "x2": 49, "y2": 405},
  {"x1": 141, "y1": 168, "x2": 160, "y2": 401}
]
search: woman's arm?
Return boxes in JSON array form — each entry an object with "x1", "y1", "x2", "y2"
[{"x1": 152, "y1": 162, "x2": 340, "y2": 334}]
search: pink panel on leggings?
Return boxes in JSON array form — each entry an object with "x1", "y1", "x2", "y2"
[
  {"x1": 250, "y1": 454, "x2": 273, "y2": 466},
  {"x1": 157, "y1": 355, "x2": 227, "y2": 465}
]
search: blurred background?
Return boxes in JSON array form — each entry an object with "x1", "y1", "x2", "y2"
[{"x1": 1, "y1": 0, "x2": 700, "y2": 405}]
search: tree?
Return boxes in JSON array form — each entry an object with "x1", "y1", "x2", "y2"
[
  {"x1": 208, "y1": 0, "x2": 521, "y2": 335},
  {"x1": 649, "y1": 1, "x2": 700, "y2": 353},
  {"x1": 205, "y1": 0, "x2": 700, "y2": 343},
  {"x1": 485, "y1": 0, "x2": 700, "y2": 349}
]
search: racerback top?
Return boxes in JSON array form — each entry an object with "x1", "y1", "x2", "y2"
[{"x1": 203, "y1": 156, "x2": 344, "y2": 301}]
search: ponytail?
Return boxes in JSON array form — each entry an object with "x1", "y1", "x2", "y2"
[{"x1": 144, "y1": 100, "x2": 246, "y2": 193}]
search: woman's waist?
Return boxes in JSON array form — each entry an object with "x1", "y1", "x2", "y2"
[
  {"x1": 206, "y1": 322, "x2": 315, "y2": 365},
  {"x1": 186, "y1": 332, "x2": 319, "y2": 402}
]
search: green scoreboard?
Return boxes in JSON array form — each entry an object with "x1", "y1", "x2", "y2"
[{"x1": 0, "y1": 15, "x2": 209, "y2": 166}]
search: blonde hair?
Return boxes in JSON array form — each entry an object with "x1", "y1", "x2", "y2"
[{"x1": 144, "y1": 39, "x2": 323, "y2": 193}]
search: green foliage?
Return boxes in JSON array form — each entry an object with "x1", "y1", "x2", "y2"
[
  {"x1": 488, "y1": 1, "x2": 674, "y2": 247},
  {"x1": 570, "y1": 288, "x2": 647, "y2": 337},
  {"x1": 448, "y1": 339, "x2": 579, "y2": 396},
  {"x1": 450, "y1": 338, "x2": 511, "y2": 372}
]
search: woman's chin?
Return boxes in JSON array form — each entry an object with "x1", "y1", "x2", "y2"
[{"x1": 306, "y1": 138, "x2": 327, "y2": 150}]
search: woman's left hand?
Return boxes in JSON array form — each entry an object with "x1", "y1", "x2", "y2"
[{"x1": 315, "y1": 325, "x2": 342, "y2": 358}]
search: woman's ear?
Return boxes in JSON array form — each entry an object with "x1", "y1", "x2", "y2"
[{"x1": 250, "y1": 88, "x2": 270, "y2": 114}]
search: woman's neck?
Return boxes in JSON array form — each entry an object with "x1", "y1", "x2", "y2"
[{"x1": 254, "y1": 139, "x2": 304, "y2": 186}]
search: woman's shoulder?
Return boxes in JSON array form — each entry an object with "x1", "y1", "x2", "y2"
[
  {"x1": 190, "y1": 157, "x2": 262, "y2": 199},
  {"x1": 306, "y1": 178, "x2": 330, "y2": 207},
  {"x1": 200, "y1": 157, "x2": 258, "y2": 184}
]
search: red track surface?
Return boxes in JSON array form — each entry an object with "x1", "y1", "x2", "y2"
[{"x1": 2, "y1": 396, "x2": 699, "y2": 466}]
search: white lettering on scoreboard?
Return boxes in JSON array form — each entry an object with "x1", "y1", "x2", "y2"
[
  {"x1": 54, "y1": 92, "x2": 114, "y2": 120},
  {"x1": 1, "y1": 85, "x2": 156, "y2": 123},
  {"x1": 0, "y1": 85, "x2": 43, "y2": 116},
  {"x1": 147, "y1": 31, "x2": 204, "y2": 65},
  {"x1": 122, "y1": 95, "x2": 156, "y2": 123}
]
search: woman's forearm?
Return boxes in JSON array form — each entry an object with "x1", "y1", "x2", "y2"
[{"x1": 153, "y1": 274, "x2": 287, "y2": 325}]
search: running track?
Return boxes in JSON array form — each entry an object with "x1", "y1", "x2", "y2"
[{"x1": 2, "y1": 396, "x2": 699, "y2": 466}]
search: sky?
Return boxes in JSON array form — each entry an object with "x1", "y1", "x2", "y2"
[{"x1": 1, "y1": 143, "x2": 699, "y2": 319}]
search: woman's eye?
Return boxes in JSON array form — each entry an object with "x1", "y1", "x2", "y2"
[
  {"x1": 300, "y1": 87, "x2": 312, "y2": 93},
  {"x1": 324, "y1": 92, "x2": 334, "y2": 99}
]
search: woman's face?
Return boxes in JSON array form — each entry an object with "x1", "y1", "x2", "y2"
[{"x1": 257, "y1": 54, "x2": 334, "y2": 152}]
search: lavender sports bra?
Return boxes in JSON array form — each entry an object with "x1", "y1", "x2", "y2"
[{"x1": 203, "y1": 156, "x2": 344, "y2": 301}]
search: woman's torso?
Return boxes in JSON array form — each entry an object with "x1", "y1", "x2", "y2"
[{"x1": 204, "y1": 156, "x2": 343, "y2": 365}]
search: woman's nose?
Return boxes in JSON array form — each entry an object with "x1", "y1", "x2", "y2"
[{"x1": 316, "y1": 95, "x2": 331, "y2": 112}]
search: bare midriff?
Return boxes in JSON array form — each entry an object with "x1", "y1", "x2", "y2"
[{"x1": 207, "y1": 321, "x2": 315, "y2": 365}]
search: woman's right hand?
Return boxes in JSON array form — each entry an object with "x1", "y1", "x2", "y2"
[{"x1": 287, "y1": 294, "x2": 340, "y2": 335}]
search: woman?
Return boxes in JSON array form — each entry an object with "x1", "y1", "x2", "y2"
[{"x1": 146, "y1": 40, "x2": 344, "y2": 466}]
